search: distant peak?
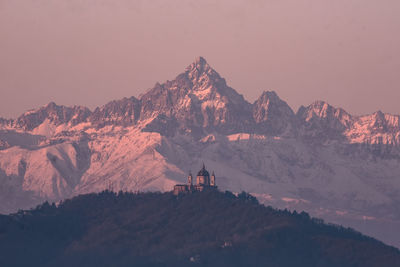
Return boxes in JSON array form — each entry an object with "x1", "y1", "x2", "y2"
[
  {"x1": 371, "y1": 110, "x2": 386, "y2": 121},
  {"x1": 194, "y1": 56, "x2": 207, "y2": 65},
  {"x1": 305, "y1": 101, "x2": 334, "y2": 115},
  {"x1": 310, "y1": 100, "x2": 329, "y2": 107},
  {"x1": 262, "y1": 90, "x2": 277, "y2": 95},
  {"x1": 44, "y1": 101, "x2": 58, "y2": 109},
  {"x1": 255, "y1": 91, "x2": 287, "y2": 105},
  {"x1": 184, "y1": 56, "x2": 221, "y2": 85},
  {"x1": 260, "y1": 91, "x2": 279, "y2": 99},
  {"x1": 186, "y1": 56, "x2": 211, "y2": 72},
  {"x1": 373, "y1": 110, "x2": 384, "y2": 116},
  {"x1": 307, "y1": 101, "x2": 349, "y2": 116}
]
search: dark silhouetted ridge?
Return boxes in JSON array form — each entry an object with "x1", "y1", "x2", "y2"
[{"x1": 0, "y1": 190, "x2": 399, "y2": 267}]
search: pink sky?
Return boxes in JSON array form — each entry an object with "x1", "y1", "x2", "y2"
[{"x1": 1, "y1": 0, "x2": 399, "y2": 118}]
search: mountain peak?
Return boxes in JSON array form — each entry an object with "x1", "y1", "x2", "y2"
[
  {"x1": 259, "y1": 91, "x2": 280, "y2": 101},
  {"x1": 185, "y1": 56, "x2": 216, "y2": 81},
  {"x1": 138, "y1": 56, "x2": 253, "y2": 135},
  {"x1": 187, "y1": 56, "x2": 208, "y2": 69},
  {"x1": 253, "y1": 90, "x2": 295, "y2": 135},
  {"x1": 194, "y1": 56, "x2": 207, "y2": 65},
  {"x1": 45, "y1": 101, "x2": 57, "y2": 108},
  {"x1": 296, "y1": 100, "x2": 353, "y2": 140}
]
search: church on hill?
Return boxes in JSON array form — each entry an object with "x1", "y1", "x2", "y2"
[{"x1": 173, "y1": 164, "x2": 217, "y2": 195}]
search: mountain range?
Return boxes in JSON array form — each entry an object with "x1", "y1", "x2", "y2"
[{"x1": 1, "y1": 57, "x2": 400, "y2": 247}]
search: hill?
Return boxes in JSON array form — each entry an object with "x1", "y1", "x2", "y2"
[{"x1": 0, "y1": 190, "x2": 399, "y2": 267}]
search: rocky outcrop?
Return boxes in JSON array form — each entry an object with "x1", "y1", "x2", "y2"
[
  {"x1": 296, "y1": 101, "x2": 353, "y2": 141},
  {"x1": 253, "y1": 91, "x2": 295, "y2": 136},
  {"x1": 16, "y1": 102, "x2": 91, "y2": 131},
  {"x1": 138, "y1": 57, "x2": 253, "y2": 136},
  {"x1": 90, "y1": 97, "x2": 141, "y2": 127}
]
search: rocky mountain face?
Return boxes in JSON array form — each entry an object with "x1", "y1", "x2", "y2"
[
  {"x1": 90, "y1": 96, "x2": 141, "y2": 127},
  {"x1": 139, "y1": 57, "x2": 254, "y2": 136},
  {"x1": 16, "y1": 102, "x2": 91, "y2": 131},
  {"x1": 253, "y1": 91, "x2": 295, "y2": 136},
  {"x1": 1, "y1": 57, "x2": 400, "y2": 248},
  {"x1": 1, "y1": 57, "x2": 398, "y2": 143},
  {"x1": 296, "y1": 101, "x2": 400, "y2": 144}
]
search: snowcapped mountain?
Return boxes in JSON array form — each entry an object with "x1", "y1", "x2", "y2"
[
  {"x1": 297, "y1": 101, "x2": 353, "y2": 141},
  {"x1": 90, "y1": 96, "x2": 141, "y2": 127},
  {"x1": 297, "y1": 101, "x2": 400, "y2": 145},
  {"x1": 253, "y1": 91, "x2": 295, "y2": 136},
  {"x1": 16, "y1": 102, "x2": 91, "y2": 132},
  {"x1": 1, "y1": 57, "x2": 400, "y2": 247},
  {"x1": 139, "y1": 56, "x2": 254, "y2": 136}
]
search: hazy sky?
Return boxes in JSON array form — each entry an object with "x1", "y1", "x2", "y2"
[{"x1": 1, "y1": 0, "x2": 399, "y2": 118}]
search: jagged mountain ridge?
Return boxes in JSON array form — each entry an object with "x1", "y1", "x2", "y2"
[
  {"x1": 1, "y1": 57, "x2": 400, "y2": 248},
  {"x1": 1, "y1": 57, "x2": 399, "y2": 143},
  {"x1": 16, "y1": 102, "x2": 91, "y2": 131}
]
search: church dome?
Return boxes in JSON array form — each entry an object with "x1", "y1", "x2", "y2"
[{"x1": 197, "y1": 164, "x2": 209, "y2": 177}]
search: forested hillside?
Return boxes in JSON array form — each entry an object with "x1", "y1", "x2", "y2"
[{"x1": 0, "y1": 190, "x2": 399, "y2": 267}]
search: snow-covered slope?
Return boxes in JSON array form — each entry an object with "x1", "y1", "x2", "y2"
[{"x1": 1, "y1": 57, "x2": 400, "y2": 247}]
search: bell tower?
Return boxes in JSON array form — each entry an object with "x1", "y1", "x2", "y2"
[
  {"x1": 188, "y1": 171, "x2": 193, "y2": 187},
  {"x1": 211, "y1": 171, "x2": 216, "y2": 186}
]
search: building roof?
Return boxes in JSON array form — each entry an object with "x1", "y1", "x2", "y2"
[{"x1": 197, "y1": 163, "x2": 210, "y2": 177}]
